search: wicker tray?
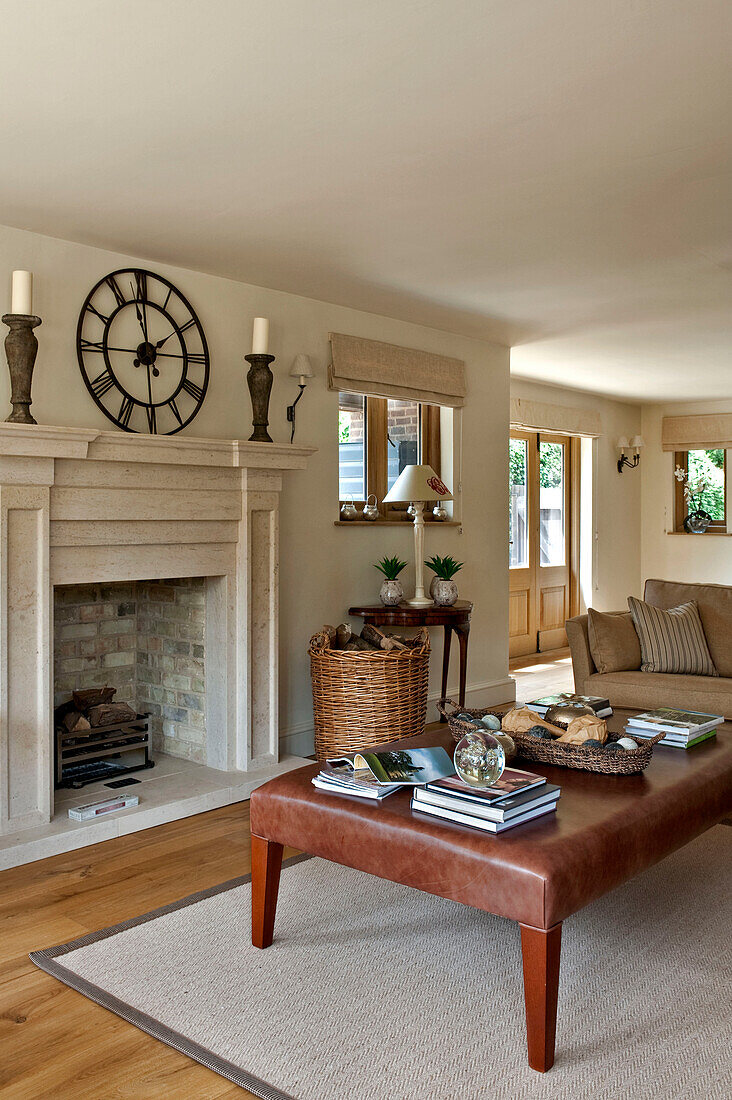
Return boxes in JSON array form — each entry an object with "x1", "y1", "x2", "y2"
[
  {"x1": 437, "y1": 698, "x2": 666, "y2": 775},
  {"x1": 309, "y1": 628, "x2": 430, "y2": 761}
]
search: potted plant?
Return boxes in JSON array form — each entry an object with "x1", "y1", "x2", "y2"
[
  {"x1": 674, "y1": 465, "x2": 713, "y2": 533},
  {"x1": 374, "y1": 556, "x2": 408, "y2": 606},
  {"x1": 425, "y1": 555, "x2": 463, "y2": 606}
]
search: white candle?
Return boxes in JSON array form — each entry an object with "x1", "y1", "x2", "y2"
[
  {"x1": 252, "y1": 317, "x2": 269, "y2": 355},
  {"x1": 11, "y1": 271, "x2": 33, "y2": 315}
]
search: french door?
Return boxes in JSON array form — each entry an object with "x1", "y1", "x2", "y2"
[{"x1": 509, "y1": 432, "x2": 573, "y2": 657}]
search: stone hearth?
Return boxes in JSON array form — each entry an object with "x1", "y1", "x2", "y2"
[{"x1": 0, "y1": 424, "x2": 314, "y2": 867}]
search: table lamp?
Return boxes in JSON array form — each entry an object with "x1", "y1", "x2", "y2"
[{"x1": 383, "y1": 464, "x2": 453, "y2": 607}]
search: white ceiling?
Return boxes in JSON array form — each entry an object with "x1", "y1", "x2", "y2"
[{"x1": 2, "y1": 0, "x2": 732, "y2": 402}]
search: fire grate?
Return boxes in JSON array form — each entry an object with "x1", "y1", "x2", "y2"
[{"x1": 55, "y1": 714, "x2": 154, "y2": 790}]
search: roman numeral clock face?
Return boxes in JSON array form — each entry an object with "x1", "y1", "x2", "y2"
[{"x1": 76, "y1": 269, "x2": 210, "y2": 434}]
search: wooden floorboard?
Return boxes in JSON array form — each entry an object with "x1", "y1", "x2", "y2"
[{"x1": 0, "y1": 800, "x2": 295, "y2": 1100}]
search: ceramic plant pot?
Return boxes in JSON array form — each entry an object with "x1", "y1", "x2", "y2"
[
  {"x1": 380, "y1": 579, "x2": 404, "y2": 606},
  {"x1": 432, "y1": 579, "x2": 458, "y2": 606}
]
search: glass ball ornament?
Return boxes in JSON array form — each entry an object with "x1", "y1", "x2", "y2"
[{"x1": 453, "y1": 728, "x2": 505, "y2": 788}]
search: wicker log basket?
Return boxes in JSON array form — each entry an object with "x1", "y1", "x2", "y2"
[
  {"x1": 310, "y1": 628, "x2": 430, "y2": 761},
  {"x1": 438, "y1": 698, "x2": 666, "y2": 775}
]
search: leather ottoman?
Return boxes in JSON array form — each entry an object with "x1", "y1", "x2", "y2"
[{"x1": 249, "y1": 716, "x2": 732, "y2": 1071}]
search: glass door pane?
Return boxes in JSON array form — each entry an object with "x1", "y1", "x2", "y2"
[
  {"x1": 509, "y1": 438, "x2": 529, "y2": 567},
  {"x1": 539, "y1": 440, "x2": 565, "y2": 565}
]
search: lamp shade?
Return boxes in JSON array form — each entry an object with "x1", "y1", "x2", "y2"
[
  {"x1": 383, "y1": 464, "x2": 452, "y2": 504},
  {"x1": 289, "y1": 354, "x2": 314, "y2": 379},
  {"x1": 630, "y1": 435, "x2": 644, "y2": 450},
  {"x1": 616, "y1": 436, "x2": 629, "y2": 451}
]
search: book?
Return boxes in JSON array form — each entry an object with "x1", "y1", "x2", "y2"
[
  {"x1": 525, "y1": 693, "x2": 612, "y2": 719},
  {"x1": 413, "y1": 783, "x2": 560, "y2": 823},
  {"x1": 411, "y1": 795, "x2": 558, "y2": 834},
  {"x1": 327, "y1": 746, "x2": 454, "y2": 786},
  {"x1": 629, "y1": 726, "x2": 718, "y2": 750},
  {"x1": 625, "y1": 708, "x2": 724, "y2": 736},
  {"x1": 425, "y1": 766, "x2": 546, "y2": 800}
]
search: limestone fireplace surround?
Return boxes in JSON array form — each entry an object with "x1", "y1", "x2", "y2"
[{"x1": 0, "y1": 423, "x2": 314, "y2": 866}]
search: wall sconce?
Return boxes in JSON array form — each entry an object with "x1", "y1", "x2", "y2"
[
  {"x1": 286, "y1": 355, "x2": 314, "y2": 443},
  {"x1": 617, "y1": 435, "x2": 644, "y2": 473}
]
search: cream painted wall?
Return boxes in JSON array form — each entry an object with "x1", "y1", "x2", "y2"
[
  {"x1": 510, "y1": 378, "x2": 643, "y2": 611},
  {"x1": 641, "y1": 399, "x2": 732, "y2": 587},
  {"x1": 0, "y1": 223, "x2": 511, "y2": 756}
]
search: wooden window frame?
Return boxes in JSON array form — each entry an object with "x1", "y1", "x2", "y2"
[
  {"x1": 673, "y1": 449, "x2": 727, "y2": 533},
  {"x1": 339, "y1": 395, "x2": 442, "y2": 522}
]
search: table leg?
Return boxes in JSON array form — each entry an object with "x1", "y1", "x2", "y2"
[
  {"x1": 454, "y1": 621, "x2": 470, "y2": 710},
  {"x1": 519, "y1": 922, "x2": 562, "y2": 1072},
  {"x1": 439, "y1": 625, "x2": 453, "y2": 719},
  {"x1": 251, "y1": 834, "x2": 283, "y2": 949}
]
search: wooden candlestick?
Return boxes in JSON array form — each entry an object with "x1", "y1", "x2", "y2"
[
  {"x1": 245, "y1": 353, "x2": 275, "y2": 443},
  {"x1": 2, "y1": 314, "x2": 41, "y2": 425}
]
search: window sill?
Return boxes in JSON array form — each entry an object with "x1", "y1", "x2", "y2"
[
  {"x1": 667, "y1": 530, "x2": 730, "y2": 536},
  {"x1": 334, "y1": 520, "x2": 462, "y2": 527}
]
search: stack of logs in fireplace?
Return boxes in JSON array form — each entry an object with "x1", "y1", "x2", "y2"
[
  {"x1": 55, "y1": 687, "x2": 137, "y2": 734},
  {"x1": 54, "y1": 687, "x2": 153, "y2": 789}
]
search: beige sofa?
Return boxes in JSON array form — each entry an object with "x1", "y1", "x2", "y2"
[{"x1": 566, "y1": 579, "x2": 732, "y2": 719}]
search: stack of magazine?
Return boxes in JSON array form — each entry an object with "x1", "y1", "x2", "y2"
[
  {"x1": 526, "y1": 692, "x2": 612, "y2": 719},
  {"x1": 312, "y1": 746, "x2": 455, "y2": 801},
  {"x1": 411, "y1": 768, "x2": 560, "y2": 834},
  {"x1": 625, "y1": 708, "x2": 723, "y2": 749}
]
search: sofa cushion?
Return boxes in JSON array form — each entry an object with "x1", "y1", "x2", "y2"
[
  {"x1": 628, "y1": 597, "x2": 718, "y2": 677},
  {"x1": 587, "y1": 608, "x2": 641, "y2": 674},
  {"x1": 644, "y1": 579, "x2": 732, "y2": 678},
  {"x1": 586, "y1": 671, "x2": 732, "y2": 720}
]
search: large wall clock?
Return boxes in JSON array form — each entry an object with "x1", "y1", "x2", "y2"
[{"x1": 76, "y1": 268, "x2": 210, "y2": 434}]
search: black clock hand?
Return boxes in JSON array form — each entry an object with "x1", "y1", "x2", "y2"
[{"x1": 129, "y1": 281, "x2": 148, "y2": 342}]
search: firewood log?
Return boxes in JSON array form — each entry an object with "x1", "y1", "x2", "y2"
[
  {"x1": 335, "y1": 624, "x2": 352, "y2": 649},
  {"x1": 73, "y1": 686, "x2": 116, "y2": 712},
  {"x1": 87, "y1": 702, "x2": 137, "y2": 727},
  {"x1": 61, "y1": 710, "x2": 91, "y2": 733},
  {"x1": 343, "y1": 637, "x2": 376, "y2": 651},
  {"x1": 360, "y1": 624, "x2": 408, "y2": 651}
]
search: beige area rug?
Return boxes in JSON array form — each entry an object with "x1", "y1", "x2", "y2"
[{"x1": 32, "y1": 829, "x2": 732, "y2": 1100}]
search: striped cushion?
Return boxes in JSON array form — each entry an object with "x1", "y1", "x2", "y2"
[{"x1": 628, "y1": 597, "x2": 718, "y2": 677}]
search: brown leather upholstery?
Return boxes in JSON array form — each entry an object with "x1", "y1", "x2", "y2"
[{"x1": 250, "y1": 719, "x2": 732, "y2": 930}]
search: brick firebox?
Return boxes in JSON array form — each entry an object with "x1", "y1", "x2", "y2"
[{"x1": 54, "y1": 578, "x2": 206, "y2": 763}]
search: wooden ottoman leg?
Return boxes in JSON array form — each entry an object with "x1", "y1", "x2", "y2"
[
  {"x1": 519, "y1": 922, "x2": 562, "y2": 1072},
  {"x1": 251, "y1": 834, "x2": 283, "y2": 949}
]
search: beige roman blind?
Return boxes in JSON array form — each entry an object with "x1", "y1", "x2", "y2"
[
  {"x1": 510, "y1": 397, "x2": 602, "y2": 437},
  {"x1": 661, "y1": 413, "x2": 732, "y2": 451},
  {"x1": 328, "y1": 333, "x2": 466, "y2": 407}
]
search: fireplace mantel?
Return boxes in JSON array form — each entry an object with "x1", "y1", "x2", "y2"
[{"x1": 0, "y1": 424, "x2": 315, "y2": 840}]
